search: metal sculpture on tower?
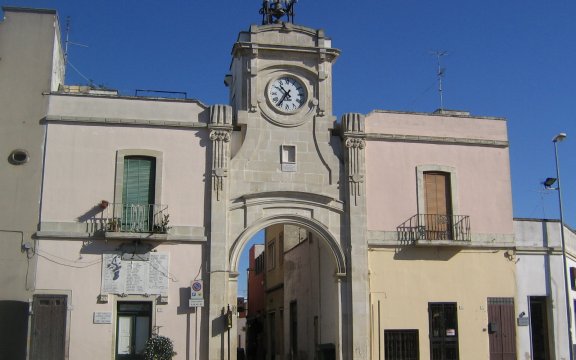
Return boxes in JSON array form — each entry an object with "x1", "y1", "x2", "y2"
[{"x1": 260, "y1": 0, "x2": 297, "y2": 25}]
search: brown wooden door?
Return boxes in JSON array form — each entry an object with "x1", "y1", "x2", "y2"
[
  {"x1": 30, "y1": 295, "x2": 67, "y2": 360},
  {"x1": 488, "y1": 298, "x2": 516, "y2": 360},
  {"x1": 424, "y1": 172, "x2": 453, "y2": 240}
]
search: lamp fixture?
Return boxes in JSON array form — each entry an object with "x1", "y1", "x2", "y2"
[
  {"x1": 544, "y1": 177, "x2": 558, "y2": 188},
  {"x1": 553, "y1": 132, "x2": 567, "y2": 143}
]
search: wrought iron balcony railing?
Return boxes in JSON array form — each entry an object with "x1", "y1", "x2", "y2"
[
  {"x1": 103, "y1": 203, "x2": 169, "y2": 233},
  {"x1": 397, "y1": 214, "x2": 471, "y2": 242}
]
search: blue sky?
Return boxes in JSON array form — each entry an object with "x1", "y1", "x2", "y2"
[{"x1": 3, "y1": 1, "x2": 575, "y2": 294}]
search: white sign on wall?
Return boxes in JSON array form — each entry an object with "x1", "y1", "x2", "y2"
[
  {"x1": 101, "y1": 252, "x2": 170, "y2": 295},
  {"x1": 189, "y1": 280, "x2": 204, "y2": 307},
  {"x1": 93, "y1": 312, "x2": 113, "y2": 324}
]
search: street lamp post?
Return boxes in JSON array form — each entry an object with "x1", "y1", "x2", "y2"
[{"x1": 551, "y1": 132, "x2": 573, "y2": 359}]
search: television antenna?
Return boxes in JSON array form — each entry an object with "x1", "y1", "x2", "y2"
[
  {"x1": 64, "y1": 16, "x2": 92, "y2": 85},
  {"x1": 431, "y1": 50, "x2": 448, "y2": 111},
  {"x1": 64, "y1": 16, "x2": 88, "y2": 65}
]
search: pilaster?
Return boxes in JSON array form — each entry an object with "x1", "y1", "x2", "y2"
[
  {"x1": 207, "y1": 104, "x2": 234, "y2": 360},
  {"x1": 341, "y1": 113, "x2": 370, "y2": 359}
]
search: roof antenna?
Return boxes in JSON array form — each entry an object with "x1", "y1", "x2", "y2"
[
  {"x1": 431, "y1": 50, "x2": 448, "y2": 112},
  {"x1": 64, "y1": 16, "x2": 70, "y2": 65},
  {"x1": 63, "y1": 16, "x2": 91, "y2": 85}
]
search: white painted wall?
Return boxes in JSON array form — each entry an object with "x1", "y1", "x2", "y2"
[{"x1": 515, "y1": 219, "x2": 576, "y2": 360}]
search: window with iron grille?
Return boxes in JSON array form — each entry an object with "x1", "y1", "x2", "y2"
[{"x1": 384, "y1": 330, "x2": 419, "y2": 360}]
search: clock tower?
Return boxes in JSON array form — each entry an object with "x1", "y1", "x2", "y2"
[
  {"x1": 206, "y1": 5, "x2": 370, "y2": 359},
  {"x1": 228, "y1": 22, "x2": 339, "y2": 128}
]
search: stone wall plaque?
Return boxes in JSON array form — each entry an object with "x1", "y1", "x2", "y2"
[
  {"x1": 148, "y1": 253, "x2": 170, "y2": 295},
  {"x1": 125, "y1": 261, "x2": 149, "y2": 294},
  {"x1": 101, "y1": 252, "x2": 169, "y2": 295},
  {"x1": 93, "y1": 312, "x2": 112, "y2": 324},
  {"x1": 101, "y1": 253, "x2": 126, "y2": 294}
]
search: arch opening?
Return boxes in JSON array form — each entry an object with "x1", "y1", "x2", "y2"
[
  {"x1": 229, "y1": 214, "x2": 346, "y2": 276},
  {"x1": 232, "y1": 215, "x2": 344, "y2": 360}
]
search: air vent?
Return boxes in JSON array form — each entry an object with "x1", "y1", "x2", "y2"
[{"x1": 8, "y1": 149, "x2": 29, "y2": 165}]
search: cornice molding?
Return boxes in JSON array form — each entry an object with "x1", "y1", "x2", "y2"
[{"x1": 366, "y1": 133, "x2": 509, "y2": 148}]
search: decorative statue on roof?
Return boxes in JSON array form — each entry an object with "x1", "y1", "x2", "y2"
[{"x1": 260, "y1": 0, "x2": 297, "y2": 25}]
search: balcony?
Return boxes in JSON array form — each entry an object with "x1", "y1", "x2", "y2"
[
  {"x1": 103, "y1": 203, "x2": 170, "y2": 234},
  {"x1": 397, "y1": 214, "x2": 471, "y2": 244}
]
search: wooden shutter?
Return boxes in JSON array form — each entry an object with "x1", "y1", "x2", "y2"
[
  {"x1": 488, "y1": 298, "x2": 516, "y2": 360},
  {"x1": 424, "y1": 172, "x2": 453, "y2": 239},
  {"x1": 122, "y1": 157, "x2": 156, "y2": 231},
  {"x1": 123, "y1": 156, "x2": 155, "y2": 205},
  {"x1": 424, "y1": 172, "x2": 452, "y2": 216},
  {"x1": 30, "y1": 295, "x2": 67, "y2": 360}
]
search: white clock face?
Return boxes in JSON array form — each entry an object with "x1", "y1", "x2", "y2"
[{"x1": 267, "y1": 76, "x2": 307, "y2": 113}]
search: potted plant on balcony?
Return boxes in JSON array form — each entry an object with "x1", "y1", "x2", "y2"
[
  {"x1": 153, "y1": 214, "x2": 171, "y2": 234},
  {"x1": 107, "y1": 218, "x2": 120, "y2": 232}
]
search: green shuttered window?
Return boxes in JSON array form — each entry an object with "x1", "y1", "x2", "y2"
[
  {"x1": 123, "y1": 156, "x2": 155, "y2": 205},
  {"x1": 122, "y1": 156, "x2": 156, "y2": 232}
]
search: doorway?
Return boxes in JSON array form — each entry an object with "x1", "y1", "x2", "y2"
[
  {"x1": 529, "y1": 296, "x2": 550, "y2": 360},
  {"x1": 116, "y1": 302, "x2": 152, "y2": 360},
  {"x1": 487, "y1": 297, "x2": 516, "y2": 360},
  {"x1": 429, "y1": 302, "x2": 459, "y2": 360},
  {"x1": 30, "y1": 295, "x2": 67, "y2": 360}
]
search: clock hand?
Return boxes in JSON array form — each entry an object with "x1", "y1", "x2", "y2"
[
  {"x1": 277, "y1": 90, "x2": 291, "y2": 106},
  {"x1": 274, "y1": 85, "x2": 287, "y2": 95}
]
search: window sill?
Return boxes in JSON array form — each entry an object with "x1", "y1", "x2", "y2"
[
  {"x1": 105, "y1": 232, "x2": 169, "y2": 240},
  {"x1": 413, "y1": 239, "x2": 471, "y2": 247}
]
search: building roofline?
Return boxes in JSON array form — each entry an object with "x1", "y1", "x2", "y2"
[
  {"x1": 514, "y1": 217, "x2": 560, "y2": 222},
  {"x1": 366, "y1": 109, "x2": 506, "y2": 122},
  {"x1": 514, "y1": 217, "x2": 576, "y2": 234},
  {"x1": 47, "y1": 91, "x2": 208, "y2": 109},
  {"x1": 2, "y1": 6, "x2": 57, "y2": 15}
]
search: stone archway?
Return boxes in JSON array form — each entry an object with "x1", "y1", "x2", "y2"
[
  {"x1": 229, "y1": 214, "x2": 346, "y2": 276},
  {"x1": 228, "y1": 213, "x2": 347, "y2": 360}
]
